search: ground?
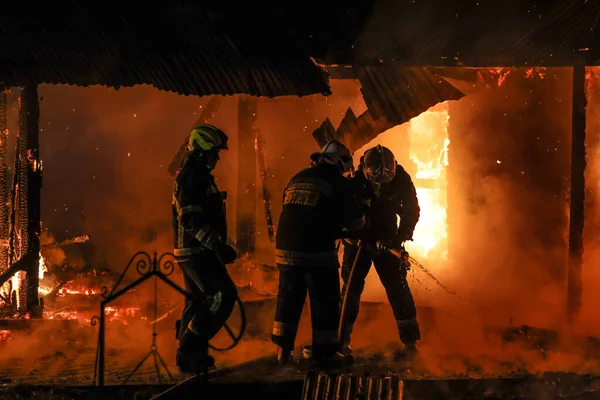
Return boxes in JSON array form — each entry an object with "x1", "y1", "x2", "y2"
[{"x1": 1, "y1": 294, "x2": 600, "y2": 398}]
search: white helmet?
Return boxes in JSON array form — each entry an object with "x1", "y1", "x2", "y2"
[{"x1": 310, "y1": 140, "x2": 354, "y2": 173}]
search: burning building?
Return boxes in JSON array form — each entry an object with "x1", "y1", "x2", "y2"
[{"x1": 0, "y1": 1, "x2": 598, "y2": 399}]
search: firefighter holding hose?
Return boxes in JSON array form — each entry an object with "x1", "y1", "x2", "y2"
[
  {"x1": 340, "y1": 145, "x2": 421, "y2": 362},
  {"x1": 272, "y1": 140, "x2": 367, "y2": 368},
  {"x1": 172, "y1": 124, "x2": 239, "y2": 374}
]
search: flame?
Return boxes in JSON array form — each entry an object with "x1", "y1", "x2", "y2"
[
  {"x1": 38, "y1": 252, "x2": 47, "y2": 280},
  {"x1": 405, "y1": 104, "x2": 450, "y2": 260},
  {"x1": 0, "y1": 330, "x2": 11, "y2": 342}
]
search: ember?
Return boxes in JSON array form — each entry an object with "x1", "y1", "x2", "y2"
[{"x1": 0, "y1": 329, "x2": 10, "y2": 342}]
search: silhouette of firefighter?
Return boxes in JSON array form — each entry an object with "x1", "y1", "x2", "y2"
[
  {"x1": 340, "y1": 145, "x2": 421, "y2": 361},
  {"x1": 272, "y1": 140, "x2": 367, "y2": 368},
  {"x1": 173, "y1": 124, "x2": 238, "y2": 374}
]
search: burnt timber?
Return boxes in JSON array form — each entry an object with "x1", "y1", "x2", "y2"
[
  {"x1": 20, "y1": 86, "x2": 42, "y2": 317},
  {"x1": 0, "y1": 86, "x2": 7, "y2": 277}
]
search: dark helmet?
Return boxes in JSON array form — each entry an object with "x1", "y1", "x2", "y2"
[
  {"x1": 362, "y1": 145, "x2": 396, "y2": 184},
  {"x1": 310, "y1": 140, "x2": 354, "y2": 173}
]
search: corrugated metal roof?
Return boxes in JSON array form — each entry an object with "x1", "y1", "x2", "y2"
[
  {"x1": 356, "y1": 67, "x2": 463, "y2": 125},
  {"x1": 0, "y1": 5, "x2": 331, "y2": 97},
  {"x1": 349, "y1": 0, "x2": 600, "y2": 66}
]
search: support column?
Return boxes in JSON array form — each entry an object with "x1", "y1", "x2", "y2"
[
  {"x1": 255, "y1": 130, "x2": 275, "y2": 243},
  {"x1": 567, "y1": 64, "x2": 586, "y2": 324},
  {"x1": 0, "y1": 86, "x2": 8, "y2": 275},
  {"x1": 19, "y1": 86, "x2": 42, "y2": 318},
  {"x1": 236, "y1": 95, "x2": 257, "y2": 257}
]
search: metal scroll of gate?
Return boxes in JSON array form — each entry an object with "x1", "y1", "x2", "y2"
[{"x1": 91, "y1": 251, "x2": 246, "y2": 386}]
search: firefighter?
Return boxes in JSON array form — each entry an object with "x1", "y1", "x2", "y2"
[
  {"x1": 340, "y1": 145, "x2": 421, "y2": 362},
  {"x1": 272, "y1": 140, "x2": 367, "y2": 367},
  {"x1": 173, "y1": 124, "x2": 239, "y2": 374}
]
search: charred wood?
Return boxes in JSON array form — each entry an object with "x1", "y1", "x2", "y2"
[
  {"x1": 40, "y1": 234, "x2": 90, "y2": 251},
  {"x1": 0, "y1": 252, "x2": 36, "y2": 290},
  {"x1": 7, "y1": 116, "x2": 19, "y2": 269},
  {"x1": 255, "y1": 131, "x2": 275, "y2": 243},
  {"x1": 0, "y1": 86, "x2": 8, "y2": 276},
  {"x1": 312, "y1": 118, "x2": 336, "y2": 148},
  {"x1": 19, "y1": 86, "x2": 42, "y2": 318}
]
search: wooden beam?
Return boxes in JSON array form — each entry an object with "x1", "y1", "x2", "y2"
[
  {"x1": 18, "y1": 86, "x2": 42, "y2": 318},
  {"x1": 236, "y1": 95, "x2": 257, "y2": 257},
  {"x1": 255, "y1": 131, "x2": 275, "y2": 243},
  {"x1": 567, "y1": 64, "x2": 586, "y2": 325},
  {"x1": 0, "y1": 86, "x2": 8, "y2": 276}
]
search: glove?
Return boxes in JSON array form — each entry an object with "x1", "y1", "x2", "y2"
[
  {"x1": 397, "y1": 229, "x2": 414, "y2": 242},
  {"x1": 382, "y1": 235, "x2": 404, "y2": 252},
  {"x1": 400, "y1": 249, "x2": 411, "y2": 268},
  {"x1": 214, "y1": 241, "x2": 237, "y2": 265}
]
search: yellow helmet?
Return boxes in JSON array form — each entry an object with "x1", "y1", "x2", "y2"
[{"x1": 188, "y1": 124, "x2": 229, "y2": 152}]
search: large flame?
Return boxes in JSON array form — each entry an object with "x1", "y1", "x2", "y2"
[{"x1": 405, "y1": 104, "x2": 450, "y2": 260}]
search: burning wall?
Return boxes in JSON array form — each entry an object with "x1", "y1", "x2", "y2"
[
  {"x1": 447, "y1": 68, "x2": 572, "y2": 329},
  {"x1": 581, "y1": 67, "x2": 600, "y2": 335},
  {"x1": 353, "y1": 69, "x2": 575, "y2": 329}
]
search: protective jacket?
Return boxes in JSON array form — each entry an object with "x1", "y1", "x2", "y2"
[
  {"x1": 172, "y1": 152, "x2": 227, "y2": 257},
  {"x1": 275, "y1": 162, "x2": 366, "y2": 266},
  {"x1": 351, "y1": 163, "x2": 420, "y2": 243}
]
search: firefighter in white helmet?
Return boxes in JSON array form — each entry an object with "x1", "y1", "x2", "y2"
[
  {"x1": 272, "y1": 140, "x2": 367, "y2": 368},
  {"x1": 340, "y1": 145, "x2": 421, "y2": 362}
]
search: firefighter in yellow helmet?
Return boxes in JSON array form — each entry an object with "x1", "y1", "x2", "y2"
[{"x1": 173, "y1": 124, "x2": 238, "y2": 374}]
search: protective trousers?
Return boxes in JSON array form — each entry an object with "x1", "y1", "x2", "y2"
[
  {"x1": 177, "y1": 251, "x2": 238, "y2": 358},
  {"x1": 340, "y1": 243, "x2": 420, "y2": 346},
  {"x1": 272, "y1": 264, "x2": 340, "y2": 358}
]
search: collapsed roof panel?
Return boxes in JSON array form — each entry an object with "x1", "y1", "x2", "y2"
[
  {"x1": 356, "y1": 67, "x2": 464, "y2": 126},
  {"x1": 313, "y1": 67, "x2": 464, "y2": 151}
]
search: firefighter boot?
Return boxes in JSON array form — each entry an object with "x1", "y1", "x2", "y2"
[
  {"x1": 342, "y1": 344, "x2": 355, "y2": 365},
  {"x1": 312, "y1": 351, "x2": 348, "y2": 370},
  {"x1": 392, "y1": 343, "x2": 418, "y2": 362},
  {"x1": 176, "y1": 330, "x2": 215, "y2": 375},
  {"x1": 277, "y1": 347, "x2": 294, "y2": 365}
]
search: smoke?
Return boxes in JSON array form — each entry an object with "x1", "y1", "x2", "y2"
[
  {"x1": 0, "y1": 80, "x2": 370, "y2": 380},
  {"x1": 446, "y1": 68, "x2": 572, "y2": 327},
  {"x1": 339, "y1": 68, "x2": 600, "y2": 377},
  {"x1": 4, "y1": 70, "x2": 600, "y2": 381}
]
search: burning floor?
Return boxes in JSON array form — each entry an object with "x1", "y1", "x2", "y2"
[
  {"x1": 2, "y1": 287, "x2": 600, "y2": 386},
  {"x1": 0, "y1": 259, "x2": 599, "y2": 400}
]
